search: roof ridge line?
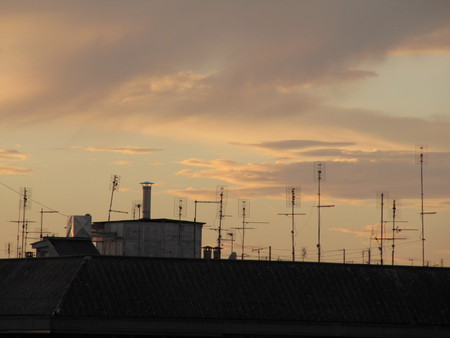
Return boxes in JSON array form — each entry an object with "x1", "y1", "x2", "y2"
[{"x1": 51, "y1": 256, "x2": 92, "y2": 316}]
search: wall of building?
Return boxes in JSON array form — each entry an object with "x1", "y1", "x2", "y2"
[{"x1": 94, "y1": 220, "x2": 202, "y2": 258}]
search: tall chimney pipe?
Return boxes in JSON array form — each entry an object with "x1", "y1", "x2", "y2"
[{"x1": 140, "y1": 181, "x2": 154, "y2": 219}]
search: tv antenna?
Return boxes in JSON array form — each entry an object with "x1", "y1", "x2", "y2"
[
  {"x1": 251, "y1": 246, "x2": 269, "y2": 261},
  {"x1": 314, "y1": 162, "x2": 334, "y2": 262},
  {"x1": 376, "y1": 192, "x2": 389, "y2": 265},
  {"x1": 389, "y1": 199, "x2": 414, "y2": 265},
  {"x1": 174, "y1": 197, "x2": 187, "y2": 220},
  {"x1": 194, "y1": 199, "x2": 220, "y2": 258},
  {"x1": 278, "y1": 187, "x2": 305, "y2": 262},
  {"x1": 174, "y1": 196, "x2": 187, "y2": 256},
  {"x1": 107, "y1": 175, "x2": 128, "y2": 222},
  {"x1": 232, "y1": 199, "x2": 268, "y2": 260},
  {"x1": 226, "y1": 232, "x2": 235, "y2": 253},
  {"x1": 40, "y1": 208, "x2": 58, "y2": 239},
  {"x1": 131, "y1": 200, "x2": 141, "y2": 220},
  {"x1": 416, "y1": 144, "x2": 436, "y2": 266},
  {"x1": 19, "y1": 187, "x2": 32, "y2": 258},
  {"x1": 216, "y1": 186, "x2": 229, "y2": 257}
]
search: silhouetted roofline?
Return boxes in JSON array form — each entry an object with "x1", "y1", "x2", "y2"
[{"x1": 1, "y1": 256, "x2": 450, "y2": 336}]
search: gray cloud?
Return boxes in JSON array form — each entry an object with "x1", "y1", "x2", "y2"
[
  {"x1": 176, "y1": 150, "x2": 450, "y2": 201},
  {"x1": 2, "y1": 0, "x2": 450, "y2": 130}
]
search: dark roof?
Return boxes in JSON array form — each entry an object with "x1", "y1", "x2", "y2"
[
  {"x1": 32, "y1": 237, "x2": 99, "y2": 256},
  {"x1": 1, "y1": 256, "x2": 450, "y2": 336}
]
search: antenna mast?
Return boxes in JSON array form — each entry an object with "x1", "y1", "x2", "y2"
[
  {"x1": 416, "y1": 145, "x2": 436, "y2": 266},
  {"x1": 218, "y1": 187, "x2": 224, "y2": 254},
  {"x1": 20, "y1": 187, "x2": 32, "y2": 258},
  {"x1": 240, "y1": 199, "x2": 249, "y2": 260},
  {"x1": 194, "y1": 199, "x2": 220, "y2": 258},
  {"x1": 278, "y1": 187, "x2": 305, "y2": 261},
  {"x1": 108, "y1": 175, "x2": 120, "y2": 222},
  {"x1": 314, "y1": 162, "x2": 334, "y2": 262},
  {"x1": 233, "y1": 199, "x2": 268, "y2": 260}
]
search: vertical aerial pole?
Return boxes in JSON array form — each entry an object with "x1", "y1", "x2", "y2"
[
  {"x1": 227, "y1": 232, "x2": 235, "y2": 253},
  {"x1": 108, "y1": 175, "x2": 120, "y2": 222},
  {"x1": 314, "y1": 162, "x2": 334, "y2": 262},
  {"x1": 174, "y1": 197, "x2": 186, "y2": 257},
  {"x1": 391, "y1": 200, "x2": 396, "y2": 266},
  {"x1": 218, "y1": 186, "x2": 224, "y2": 257},
  {"x1": 241, "y1": 199, "x2": 248, "y2": 260},
  {"x1": 40, "y1": 209, "x2": 58, "y2": 239},
  {"x1": 420, "y1": 147, "x2": 425, "y2": 266},
  {"x1": 317, "y1": 165, "x2": 322, "y2": 262},
  {"x1": 20, "y1": 188, "x2": 28, "y2": 258},
  {"x1": 380, "y1": 192, "x2": 384, "y2": 266},
  {"x1": 233, "y1": 199, "x2": 266, "y2": 260},
  {"x1": 194, "y1": 199, "x2": 220, "y2": 258},
  {"x1": 278, "y1": 187, "x2": 305, "y2": 262},
  {"x1": 416, "y1": 145, "x2": 436, "y2": 267},
  {"x1": 16, "y1": 197, "x2": 22, "y2": 258},
  {"x1": 291, "y1": 188, "x2": 295, "y2": 261}
]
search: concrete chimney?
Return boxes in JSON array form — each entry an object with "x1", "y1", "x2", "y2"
[{"x1": 140, "y1": 181, "x2": 154, "y2": 219}]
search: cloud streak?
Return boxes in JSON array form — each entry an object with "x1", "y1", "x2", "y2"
[
  {"x1": 73, "y1": 146, "x2": 162, "y2": 155},
  {"x1": 176, "y1": 149, "x2": 450, "y2": 201}
]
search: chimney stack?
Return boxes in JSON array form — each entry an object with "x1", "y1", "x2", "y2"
[{"x1": 140, "y1": 181, "x2": 154, "y2": 219}]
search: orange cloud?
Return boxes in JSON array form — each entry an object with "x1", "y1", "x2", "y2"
[
  {"x1": 0, "y1": 164, "x2": 33, "y2": 175},
  {"x1": 73, "y1": 146, "x2": 162, "y2": 154}
]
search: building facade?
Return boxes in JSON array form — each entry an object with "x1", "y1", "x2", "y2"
[{"x1": 92, "y1": 218, "x2": 204, "y2": 258}]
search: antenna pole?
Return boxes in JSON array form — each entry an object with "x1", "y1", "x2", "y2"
[
  {"x1": 420, "y1": 148, "x2": 425, "y2": 266},
  {"x1": 218, "y1": 187, "x2": 224, "y2": 257},
  {"x1": 380, "y1": 192, "x2": 384, "y2": 266},
  {"x1": 417, "y1": 146, "x2": 436, "y2": 266},
  {"x1": 315, "y1": 162, "x2": 334, "y2": 263},
  {"x1": 278, "y1": 187, "x2": 305, "y2": 262},
  {"x1": 194, "y1": 199, "x2": 220, "y2": 258},
  {"x1": 108, "y1": 175, "x2": 120, "y2": 222},
  {"x1": 317, "y1": 165, "x2": 321, "y2": 262},
  {"x1": 291, "y1": 188, "x2": 295, "y2": 262},
  {"x1": 242, "y1": 203, "x2": 246, "y2": 260},
  {"x1": 21, "y1": 188, "x2": 28, "y2": 258},
  {"x1": 392, "y1": 200, "x2": 396, "y2": 265}
]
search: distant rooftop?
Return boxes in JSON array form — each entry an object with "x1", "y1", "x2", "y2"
[{"x1": 31, "y1": 237, "x2": 99, "y2": 257}]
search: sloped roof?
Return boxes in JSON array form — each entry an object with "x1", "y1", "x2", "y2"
[
  {"x1": 1, "y1": 256, "x2": 450, "y2": 336},
  {"x1": 32, "y1": 237, "x2": 99, "y2": 256}
]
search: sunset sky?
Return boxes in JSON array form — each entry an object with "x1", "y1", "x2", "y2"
[{"x1": 2, "y1": 0, "x2": 450, "y2": 265}]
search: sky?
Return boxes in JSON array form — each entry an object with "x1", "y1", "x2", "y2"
[{"x1": 1, "y1": 0, "x2": 450, "y2": 265}]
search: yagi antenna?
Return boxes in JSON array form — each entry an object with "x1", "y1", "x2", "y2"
[
  {"x1": 415, "y1": 144, "x2": 436, "y2": 266},
  {"x1": 107, "y1": 175, "x2": 128, "y2": 222}
]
